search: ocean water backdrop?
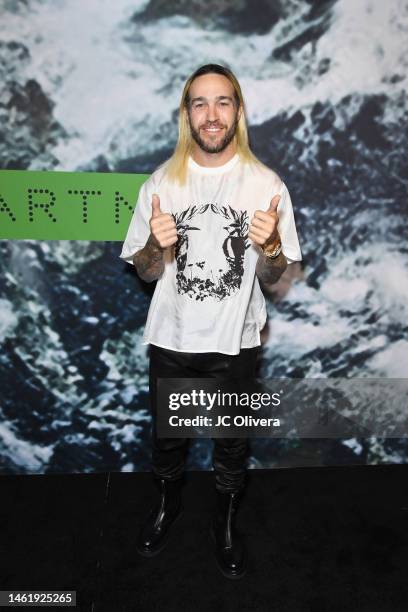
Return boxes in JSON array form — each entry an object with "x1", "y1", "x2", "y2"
[{"x1": 0, "y1": 0, "x2": 407, "y2": 473}]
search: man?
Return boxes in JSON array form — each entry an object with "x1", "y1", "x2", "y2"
[{"x1": 119, "y1": 64, "x2": 302, "y2": 579}]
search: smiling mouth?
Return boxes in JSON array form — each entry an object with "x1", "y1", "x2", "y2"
[{"x1": 202, "y1": 126, "x2": 224, "y2": 134}]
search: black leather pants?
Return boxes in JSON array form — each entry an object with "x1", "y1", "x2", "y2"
[{"x1": 149, "y1": 344, "x2": 259, "y2": 494}]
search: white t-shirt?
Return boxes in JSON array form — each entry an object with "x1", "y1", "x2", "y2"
[{"x1": 119, "y1": 153, "x2": 302, "y2": 355}]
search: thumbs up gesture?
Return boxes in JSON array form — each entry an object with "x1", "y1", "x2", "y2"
[
  {"x1": 149, "y1": 194, "x2": 178, "y2": 249},
  {"x1": 248, "y1": 194, "x2": 281, "y2": 247}
]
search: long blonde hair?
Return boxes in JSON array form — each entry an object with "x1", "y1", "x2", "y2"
[{"x1": 163, "y1": 64, "x2": 264, "y2": 185}]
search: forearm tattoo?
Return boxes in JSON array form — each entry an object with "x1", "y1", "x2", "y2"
[
  {"x1": 133, "y1": 234, "x2": 165, "y2": 282},
  {"x1": 256, "y1": 250, "x2": 288, "y2": 285}
]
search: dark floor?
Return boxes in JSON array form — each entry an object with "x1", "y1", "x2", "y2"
[{"x1": 0, "y1": 465, "x2": 407, "y2": 611}]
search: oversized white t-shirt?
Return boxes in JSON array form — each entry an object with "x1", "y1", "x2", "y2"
[{"x1": 119, "y1": 153, "x2": 302, "y2": 355}]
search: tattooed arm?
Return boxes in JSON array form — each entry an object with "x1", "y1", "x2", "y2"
[
  {"x1": 249, "y1": 192, "x2": 288, "y2": 285},
  {"x1": 256, "y1": 249, "x2": 288, "y2": 285},
  {"x1": 132, "y1": 193, "x2": 178, "y2": 282},
  {"x1": 133, "y1": 234, "x2": 165, "y2": 283}
]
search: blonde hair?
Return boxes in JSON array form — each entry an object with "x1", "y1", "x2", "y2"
[{"x1": 163, "y1": 64, "x2": 264, "y2": 185}]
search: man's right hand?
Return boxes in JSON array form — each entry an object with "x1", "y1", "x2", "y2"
[{"x1": 149, "y1": 194, "x2": 178, "y2": 249}]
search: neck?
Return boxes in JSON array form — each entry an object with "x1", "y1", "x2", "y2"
[{"x1": 190, "y1": 141, "x2": 237, "y2": 168}]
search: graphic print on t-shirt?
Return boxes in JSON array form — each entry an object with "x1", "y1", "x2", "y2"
[{"x1": 172, "y1": 203, "x2": 250, "y2": 301}]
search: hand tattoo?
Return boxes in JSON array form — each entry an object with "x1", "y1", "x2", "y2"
[{"x1": 133, "y1": 234, "x2": 165, "y2": 282}]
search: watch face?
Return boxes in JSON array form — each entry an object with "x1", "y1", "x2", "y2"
[
  {"x1": 264, "y1": 244, "x2": 282, "y2": 258},
  {"x1": 263, "y1": 240, "x2": 281, "y2": 255}
]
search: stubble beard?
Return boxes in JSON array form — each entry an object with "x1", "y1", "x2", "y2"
[{"x1": 188, "y1": 112, "x2": 240, "y2": 154}]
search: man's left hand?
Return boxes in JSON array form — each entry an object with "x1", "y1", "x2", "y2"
[{"x1": 248, "y1": 194, "x2": 281, "y2": 246}]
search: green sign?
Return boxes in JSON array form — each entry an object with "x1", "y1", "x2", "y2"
[{"x1": 0, "y1": 170, "x2": 149, "y2": 240}]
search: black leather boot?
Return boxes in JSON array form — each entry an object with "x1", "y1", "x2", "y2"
[
  {"x1": 136, "y1": 476, "x2": 183, "y2": 557},
  {"x1": 210, "y1": 489, "x2": 247, "y2": 579}
]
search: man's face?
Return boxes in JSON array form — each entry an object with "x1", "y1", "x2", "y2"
[{"x1": 186, "y1": 73, "x2": 241, "y2": 154}]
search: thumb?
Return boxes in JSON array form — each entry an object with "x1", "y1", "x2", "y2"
[
  {"x1": 151, "y1": 193, "x2": 161, "y2": 218},
  {"x1": 267, "y1": 194, "x2": 281, "y2": 214}
]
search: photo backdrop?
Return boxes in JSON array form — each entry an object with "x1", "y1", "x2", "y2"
[{"x1": 0, "y1": 0, "x2": 407, "y2": 473}]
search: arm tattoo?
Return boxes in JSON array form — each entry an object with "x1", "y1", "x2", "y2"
[
  {"x1": 256, "y1": 250, "x2": 288, "y2": 286},
  {"x1": 133, "y1": 234, "x2": 165, "y2": 282}
]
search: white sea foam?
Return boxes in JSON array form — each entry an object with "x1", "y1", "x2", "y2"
[
  {"x1": 1, "y1": 0, "x2": 406, "y2": 169},
  {"x1": 0, "y1": 421, "x2": 54, "y2": 471},
  {"x1": 342, "y1": 438, "x2": 363, "y2": 455},
  {"x1": 0, "y1": 298, "x2": 19, "y2": 339},
  {"x1": 265, "y1": 244, "x2": 408, "y2": 368},
  {"x1": 267, "y1": 316, "x2": 351, "y2": 355},
  {"x1": 367, "y1": 339, "x2": 408, "y2": 377}
]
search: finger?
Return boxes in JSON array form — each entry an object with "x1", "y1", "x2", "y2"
[
  {"x1": 160, "y1": 234, "x2": 179, "y2": 248},
  {"x1": 250, "y1": 216, "x2": 275, "y2": 231},
  {"x1": 150, "y1": 214, "x2": 176, "y2": 230},
  {"x1": 253, "y1": 210, "x2": 278, "y2": 222},
  {"x1": 248, "y1": 231, "x2": 264, "y2": 245},
  {"x1": 156, "y1": 228, "x2": 178, "y2": 242},
  {"x1": 151, "y1": 193, "x2": 161, "y2": 218},
  {"x1": 248, "y1": 226, "x2": 270, "y2": 242},
  {"x1": 249, "y1": 220, "x2": 272, "y2": 236},
  {"x1": 267, "y1": 194, "x2": 281, "y2": 214}
]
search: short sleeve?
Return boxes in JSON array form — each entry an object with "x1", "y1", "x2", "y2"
[
  {"x1": 276, "y1": 181, "x2": 302, "y2": 264},
  {"x1": 118, "y1": 180, "x2": 152, "y2": 265}
]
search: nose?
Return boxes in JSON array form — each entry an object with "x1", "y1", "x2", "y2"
[{"x1": 206, "y1": 102, "x2": 219, "y2": 123}]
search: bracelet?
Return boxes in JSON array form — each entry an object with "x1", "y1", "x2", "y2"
[{"x1": 262, "y1": 237, "x2": 282, "y2": 259}]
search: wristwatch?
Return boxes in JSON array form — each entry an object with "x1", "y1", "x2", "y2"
[{"x1": 262, "y1": 236, "x2": 282, "y2": 259}]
